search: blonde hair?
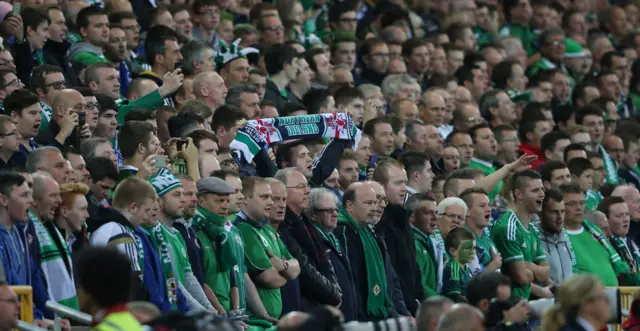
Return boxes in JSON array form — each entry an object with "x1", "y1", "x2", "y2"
[
  {"x1": 564, "y1": 124, "x2": 588, "y2": 137},
  {"x1": 112, "y1": 177, "x2": 158, "y2": 211},
  {"x1": 541, "y1": 275, "x2": 604, "y2": 331}
]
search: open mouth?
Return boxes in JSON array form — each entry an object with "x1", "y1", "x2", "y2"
[{"x1": 484, "y1": 213, "x2": 491, "y2": 221}]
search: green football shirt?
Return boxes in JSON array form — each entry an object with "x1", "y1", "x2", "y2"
[
  {"x1": 566, "y1": 227, "x2": 619, "y2": 286},
  {"x1": 491, "y1": 209, "x2": 547, "y2": 299},
  {"x1": 442, "y1": 258, "x2": 472, "y2": 297},
  {"x1": 237, "y1": 220, "x2": 293, "y2": 319},
  {"x1": 468, "y1": 158, "x2": 503, "y2": 201},
  {"x1": 466, "y1": 226, "x2": 497, "y2": 267}
]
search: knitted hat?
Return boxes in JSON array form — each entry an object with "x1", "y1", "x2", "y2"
[
  {"x1": 149, "y1": 168, "x2": 182, "y2": 197},
  {"x1": 565, "y1": 38, "x2": 585, "y2": 58},
  {"x1": 215, "y1": 39, "x2": 260, "y2": 71},
  {"x1": 506, "y1": 89, "x2": 532, "y2": 103}
]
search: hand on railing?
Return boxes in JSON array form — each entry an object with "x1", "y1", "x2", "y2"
[
  {"x1": 45, "y1": 301, "x2": 93, "y2": 325},
  {"x1": 17, "y1": 320, "x2": 48, "y2": 331}
]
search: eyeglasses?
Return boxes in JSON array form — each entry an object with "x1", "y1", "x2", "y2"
[
  {"x1": 44, "y1": 80, "x2": 66, "y2": 90},
  {"x1": 315, "y1": 208, "x2": 339, "y2": 214},
  {"x1": 0, "y1": 78, "x2": 21, "y2": 89},
  {"x1": 439, "y1": 213, "x2": 466, "y2": 222},
  {"x1": 85, "y1": 102, "x2": 99, "y2": 110},
  {"x1": 287, "y1": 183, "x2": 309, "y2": 190},
  {"x1": 262, "y1": 25, "x2": 284, "y2": 32}
]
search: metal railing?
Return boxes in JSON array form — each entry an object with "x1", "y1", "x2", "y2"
[
  {"x1": 10, "y1": 286, "x2": 33, "y2": 324},
  {"x1": 17, "y1": 320, "x2": 47, "y2": 331},
  {"x1": 45, "y1": 301, "x2": 93, "y2": 325}
]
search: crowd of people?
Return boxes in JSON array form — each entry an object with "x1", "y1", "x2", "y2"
[{"x1": 1, "y1": 0, "x2": 640, "y2": 330}]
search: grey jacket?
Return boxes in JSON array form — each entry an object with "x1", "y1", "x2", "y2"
[{"x1": 537, "y1": 226, "x2": 574, "y2": 283}]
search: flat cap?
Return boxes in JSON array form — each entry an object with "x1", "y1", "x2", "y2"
[{"x1": 197, "y1": 177, "x2": 235, "y2": 195}]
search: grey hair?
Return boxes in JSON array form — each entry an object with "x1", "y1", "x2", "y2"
[
  {"x1": 405, "y1": 119, "x2": 424, "y2": 139},
  {"x1": 225, "y1": 83, "x2": 259, "y2": 107},
  {"x1": 405, "y1": 192, "x2": 433, "y2": 213},
  {"x1": 264, "y1": 177, "x2": 286, "y2": 189},
  {"x1": 379, "y1": 26, "x2": 404, "y2": 44},
  {"x1": 306, "y1": 188, "x2": 338, "y2": 217},
  {"x1": 31, "y1": 171, "x2": 54, "y2": 200},
  {"x1": 499, "y1": 37, "x2": 524, "y2": 58},
  {"x1": 26, "y1": 146, "x2": 62, "y2": 173},
  {"x1": 79, "y1": 137, "x2": 111, "y2": 161},
  {"x1": 274, "y1": 167, "x2": 299, "y2": 186},
  {"x1": 381, "y1": 74, "x2": 418, "y2": 97},
  {"x1": 584, "y1": 210, "x2": 606, "y2": 224},
  {"x1": 181, "y1": 41, "x2": 213, "y2": 76},
  {"x1": 437, "y1": 197, "x2": 468, "y2": 216},
  {"x1": 358, "y1": 84, "x2": 381, "y2": 99},
  {"x1": 478, "y1": 90, "x2": 501, "y2": 121}
]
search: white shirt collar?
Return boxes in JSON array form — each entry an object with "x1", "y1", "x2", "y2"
[{"x1": 576, "y1": 317, "x2": 597, "y2": 331}]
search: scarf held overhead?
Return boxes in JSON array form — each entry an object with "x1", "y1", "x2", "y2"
[{"x1": 230, "y1": 113, "x2": 360, "y2": 163}]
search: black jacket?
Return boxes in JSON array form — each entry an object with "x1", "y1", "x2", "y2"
[
  {"x1": 43, "y1": 40, "x2": 79, "y2": 87},
  {"x1": 278, "y1": 209, "x2": 342, "y2": 310},
  {"x1": 35, "y1": 118, "x2": 81, "y2": 150},
  {"x1": 312, "y1": 226, "x2": 358, "y2": 322},
  {"x1": 375, "y1": 204, "x2": 423, "y2": 316},
  {"x1": 173, "y1": 221, "x2": 205, "y2": 285},
  {"x1": 264, "y1": 79, "x2": 294, "y2": 112},
  {"x1": 335, "y1": 221, "x2": 407, "y2": 321},
  {"x1": 358, "y1": 67, "x2": 386, "y2": 86}
]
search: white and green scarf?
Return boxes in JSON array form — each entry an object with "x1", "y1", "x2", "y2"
[
  {"x1": 599, "y1": 144, "x2": 620, "y2": 185},
  {"x1": 30, "y1": 211, "x2": 79, "y2": 310}
]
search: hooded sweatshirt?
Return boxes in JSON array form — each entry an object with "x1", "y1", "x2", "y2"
[
  {"x1": 66, "y1": 42, "x2": 108, "y2": 66},
  {"x1": 87, "y1": 207, "x2": 141, "y2": 274}
]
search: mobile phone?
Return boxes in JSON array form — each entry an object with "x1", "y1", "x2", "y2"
[
  {"x1": 176, "y1": 139, "x2": 187, "y2": 151},
  {"x1": 78, "y1": 112, "x2": 86, "y2": 127},
  {"x1": 154, "y1": 155, "x2": 167, "y2": 168},
  {"x1": 369, "y1": 153, "x2": 377, "y2": 168},
  {"x1": 12, "y1": 3, "x2": 20, "y2": 16}
]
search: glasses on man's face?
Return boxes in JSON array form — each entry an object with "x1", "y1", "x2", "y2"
[
  {"x1": 85, "y1": 102, "x2": 99, "y2": 110},
  {"x1": 440, "y1": 213, "x2": 466, "y2": 222},
  {"x1": 287, "y1": 183, "x2": 309, "y2": 190},
  {"x1": 45, "y1": 80, "x2": 66, "y2": 90},
  {"x1": 315, "y1": 208, "x2": 339, "y2": 214},
  {"x1": 0, "y1": 78, "x2": 21, "y2": 89},
  {"x1": 262, "y1": 25, "x2": 284, "y2": 32}
]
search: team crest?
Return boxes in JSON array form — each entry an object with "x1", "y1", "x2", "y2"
[{"x1": 373, "y1": 284, "x2": 381, "y2": 296}]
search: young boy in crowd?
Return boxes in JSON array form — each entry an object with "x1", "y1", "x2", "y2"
[
  {"x1": 443, "y1": 227, "x2": 476, "y2": 302},
  {"x1": 567, "y1": 157, "x2": 597, "y2": 211}
]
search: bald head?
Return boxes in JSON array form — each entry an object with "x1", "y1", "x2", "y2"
[
  {"x1": 436, "y1": 303, "x2": 485, "y2": 331},
  {"x1": 194, "y1": 71, "x2": 222, "y2": 98},
  {"x1": 128, "y1": 79, "x2": 159, "y2": 100},
  {"x1": 52, "y1": 89, "x2": 85, "y2": 120},
  {"x1": 455, "y1": 86, "x2": 472, "y2": 104}
]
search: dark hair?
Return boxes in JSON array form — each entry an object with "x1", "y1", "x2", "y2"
[
  {"x1": 210, "y1": 169, "x2": 240, "y2": 181},
  {"x1": 527, "y1": 69, "x2": 553, "y2": 88},
  {"x1": 95, "y1": 93, "x2": 118, "y2": 114},
  {"x1": 454, "y1": 65, "x2": 479, "y2": 85},
  {"x1": 540, "y1": 160, "x2": 568, "y2": 182},
  {"x1": 459, "y1": 187, "x2": 489, "y2": 208},
  {"x1": 4, "y1": 89, "x2": 40, "y2": 117},
  {"x1": 402, "y1": 39, "x2": 428, "y2": 58},
  {"x1": 571, "y1": 82, "x2": 598, "y2": 105},
  {"x1": 280, "y1": 102, "x2": 307, "y2": 117},
  {"x1": 509, "y1": 170, "x2": 542, "y2": 194},
  {"x1": 22, "y1": 7, "x2": 51, "y2": 40},
  {"x1": 334, "y1": 87, "x2": 364, "y2": 107},
  {"x1": 540, "y1": 131, "x2": 570, "y2": 155},
  {"x1": 597, "y1": 195, "x2": 626, "y2": 217},
  {"x1": 211, "y1": 105, "x2": 246, "y2": 132},
  {"x1": 468, "y1": 122, "x2": 492, "y2": 144},
  {"x1": 30, "y1": 64, "x2": 64, "y2": 95},
  {"x1": 76, "y1": 5, "x2": 106, "y2": 30},
  {"x1": 466, "y1": 272, "x2": 511, "y2": 307},
  {"x1": 303, "y1": 89, "x2": 331, "y2": 114},
  {"x1": 107, "y1": 11, "x2": 137, "y2": 26},
  {"x1": 559, "y1": 182, "x2": 584, "y2": 195},
  {"x1": 186, "y1": 129, "x2": 217, "y2": 149},
  {"x1": 399, "y1": 152, "x2": 429, "y2": 178},
  {"x1": 563, "y1": 143, "x2": 587, "y2": 162},
  {"x1": 144, "y1": 26, "x2": 179, "y2": 67},
  {"x1": 264, "y1": 44, "x2": 298, "y2": 76},
  {"x1": 328, "y1": 1, "x2": 356, "y2": 24},
  {"x1": 446, "y1": 23, "x2": 472, "y2": 44},
  {"x1": 117, "y1": 121, "x2": 155, "y2": 158},
  {"x1": 74, "y1": 247, "x2": 134, "y2": 308},
  {"x1": 363, "y1": 117, "x2": 391, "y2": 137},
  {"x1": 124, "y1": 109, "x2": 156, "y2": 122},
  {"x1": 575, "y1": 104, "x2": 603, "y2": 125},
  {"x1": 567, "y1": 157, "x2": 593, "y2": 176},
  {"x1": 275, "y1": 140, "x2": 307, "y2": 167},
  {"x1": 86, "y1": 156, "x2": 119, "y2": 183},
  {"x1": 543, "y1": 187, "x2": 564, "y2": 209},
  {"x1": 493, "y1": 124, "x2": 517, "y2": 143},
  {"x1": 73, "y1": 86, "x2": 95, "y2": 97},
  {"x1": 305, "y1": 48, "x2": 326, "y2": 73},
  {"x1": 600, "y1": 50, "x2": 625, "y2": 72},
  {"x1": 445, "y1": 227, "x2": 474, "y2": 251},
  {"x1": 0, "y1": 172, "x2": 26, "y2": 197},
  {"x1": 491, "y1": 60, "x2": 519, "y2": 90}
]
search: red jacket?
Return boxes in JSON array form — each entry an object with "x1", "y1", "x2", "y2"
[
  {"x1": 623, "y1": 299, "x2": 640, "y2": 331},
  {"x1": 519, "y1": 143, "x2": 545, "y2": 169}
]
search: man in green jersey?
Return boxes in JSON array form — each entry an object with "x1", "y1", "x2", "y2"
[
  {"x1": 491, "y1": 170, "x2": 551, "y2": 300},
  {"x1": 500, "y1": 0, "x2": 537, "y2": 56},
  {"x1": 561, "y1": 183, "x2": 627, "y2": 286},
  {"x1": 460, "y1": 188, "x2": 502, "y2": 273},
  {"x1": 194, "y1": 177, "x2": 277, "y2": 323},
  {"x1": 598, "y1": 196, "x2": 640, "y2": 286},
  {"x1": 148, "y1": 169, "x2": 215, "y2": 312},
  {"x1": 406, "y1": 193, "x2": 440, "y2": 298},
  {"x1": 236, "y1": 177, "x2": 300, "y2": 319}
]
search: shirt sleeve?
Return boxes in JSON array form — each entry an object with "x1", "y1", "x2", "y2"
[
  {"x1": 534, "y1": 234, "x2": 548, "y2": 263},
  {"x1": 239, "y1": 226, "x2": 272, "y2": 273},
  {"x1": 442, "y1": 262, "x2": 461, "y2": 296},
  {"x1": 492, "y1": 223, "x2": 524, "y2": 264}
]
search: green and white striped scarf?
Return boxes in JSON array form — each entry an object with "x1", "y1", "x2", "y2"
[
  {"x1": 582, "y1": 220, "x2": 629, "y2": 275},
  {"x1": 610, "y1": 235, "x2": 640, "y2": 274},
  {"x1": 599, "y1": 144, "x2": 620, "y2": 185},
  {"x1": 140, "y1": 223, "x2": 179, "y2": 307},
  {"x1": 30, "y1": 211, "x2": 79, "y2": 310}
]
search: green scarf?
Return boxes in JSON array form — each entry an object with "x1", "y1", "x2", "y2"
[
  {"x1": 599, "y1": 144, "x2": 620, "y2": 185},
  {"x1": 562, "y1": 228, "x2": 577, "y2": 272},
  {"x1": 338, "y1": 209, "x2": 391, "y2": 318},
  {"x1": 610, "y1": 235, "x2": 640, "y2": 274},
  {"x1": 192, "y1": 206, "x2": 235, "y2": 271},
  {"x1": 313, "y1": 224, "x2": 342, "y2": 254},
  {"x1": 30, "y1": 212, "x2": 79, "y2": 310},
  {"x1": 412, "y1": 226, "x2": 435, "y2": 260},
  {"x1": 139, "y1": 223, "x2": 178, "y2": 308},
  {"x1": 583, "y1": 220, "x2": 629, "y2": 275}
]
